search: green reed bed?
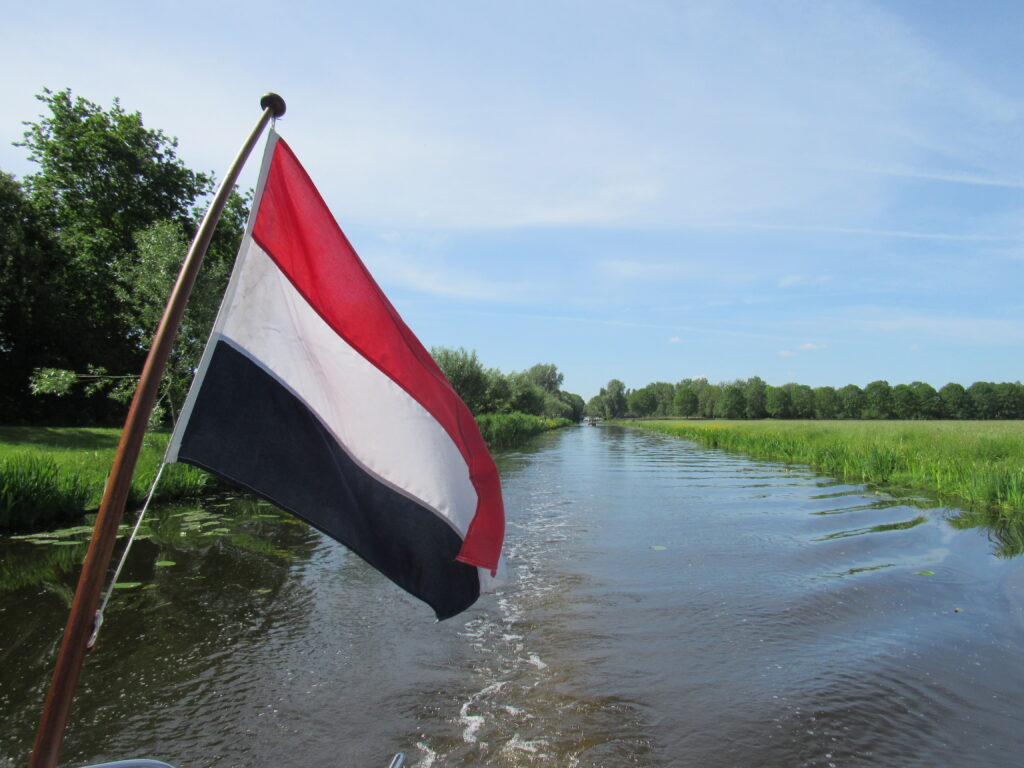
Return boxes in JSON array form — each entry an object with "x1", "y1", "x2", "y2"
[
  {"x1": 475, "y1": 413, "x2": 573, "y2": 450},
  {"x1": 0, "y1": 426, "x2": 216, "y2": 531},
  {"x1": 629, "y1": 420, "x2": 1024, "y2": 526}
]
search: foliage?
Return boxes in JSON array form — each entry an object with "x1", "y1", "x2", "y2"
[
  {"x1": 3, "y1": 89, "x2": 249, "y2": 424},
  {"x1": 474, "y1": 412, "x2": 571, "y2": 449},
  {"x1": 0, "y1": 454, "x2": 91, "y2": 530}
]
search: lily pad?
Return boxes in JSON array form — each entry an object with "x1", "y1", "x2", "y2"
[
  {"x1": 254, "y1": 588, "x2": 273, "y2": 594},
  {"x1": 914, "y1": 570, "x2": 936, "y2": 576},
  {"x1": 154, "y1": 560, "x2": 176, "y2": 567},
  {"x1": 113, "y1": 582, "x2": 143, "y2": 589},
  {"x1": 650, "y1": 545, "x2": 667, "y2": 551}
]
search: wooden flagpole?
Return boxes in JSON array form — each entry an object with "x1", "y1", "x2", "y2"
[{"x1": 28, "y1": 92, "x2": 286, "y2": 768}]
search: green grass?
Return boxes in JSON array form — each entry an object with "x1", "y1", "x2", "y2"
[
  {"x1": 0, "y1": 426, "x2": 217, "y2": 532},
  {"x1": 627, "y1": 419, "x2": 1024, "y2": 531},
  {"x1": 475, "y1": 413, "x2": 573, "y2": 450}
]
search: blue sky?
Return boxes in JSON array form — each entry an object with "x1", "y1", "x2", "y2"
[{"x1": 3, "y1": 1, "x2": 1023, "y2": 399}]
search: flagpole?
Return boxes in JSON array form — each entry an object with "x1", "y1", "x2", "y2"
[{"x1": 28, "y1": 92, "x2": 286, "y2": 768}]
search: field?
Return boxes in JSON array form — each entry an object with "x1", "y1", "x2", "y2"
[{"x1": 628, "y1": 420, "x2": 1024, "y2": 548}]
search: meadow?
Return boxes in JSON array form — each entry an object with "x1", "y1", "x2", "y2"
[{"x1": 630, "y1": 420, "x2": 1024, "y2": 543}]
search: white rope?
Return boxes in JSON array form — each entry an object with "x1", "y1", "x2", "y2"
[{"x1": 88, "y1": 461, "x2": 168, "y2": 649}]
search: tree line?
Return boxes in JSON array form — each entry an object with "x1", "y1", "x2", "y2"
[
  {"x1": 1, "y1": 89, "x2": 247, "y2": 425},
  {"x1": 430, "y1": 347, "x2": 585, "y2": 422},
  {"x1": 585, "y1": 377, "x2": 1024, "y2": 420}
]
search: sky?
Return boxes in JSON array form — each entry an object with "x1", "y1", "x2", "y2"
[{"x1": 3, "y1": 0, "x2": 1023, "y2": 400}]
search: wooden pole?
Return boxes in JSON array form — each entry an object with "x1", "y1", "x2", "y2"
[{"x1": 28, "y1": 92, "x2": 286, "y2": 768}]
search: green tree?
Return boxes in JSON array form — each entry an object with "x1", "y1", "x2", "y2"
[
  {"x1": 968, "y1": 381, "x2": 998, "y2": 419},
  {"x1": 863, "y1": 380, "x2": 894, "y2": 419},
  {"x1": 938, "y1": 382, "x2": 971, "y2": 419},
  {"x1": 431, "y1": 347, "x2": 488, "y2": 415},
  {"x1": 891, "y1": 383, "x2": 919, "y2": 419},
  {"x1": 602, "y1": 379, "x2": 628, "y2": 418},
  {"x1": 838, "y1": 384, "x2": 865, "y2": 419},
  {"x1": 784, "y1": 383, "x2": 815, "y2": 419},
  {"x1": 559, "y1": 391, "x2": 586, "y2": 422},
  {"x1": 813, "y1": 386, "x2": 841, "y2": 419},
  {"x1": 628, "y1": 386, "x2": 658, "y2": 417},
  {"x1": 910, "y1": 381, "x2": 943, "y2": 419},
  {"x1": 18, "y1": 89, "x2": 213, "y2": 384},
  {"x1": 648, "y1": 381, "x2": 676, "y2": 416},
  {"x1": 697, "y1": 384, "x2": 721, "y2": 418},
  {"x1": 743, "y1": 376, "x2": 768, "y2": 419},
  {"x1": 715, "y1": 385, "x2": 746, "y2": 419},
  {"x1": 672, "y1": 385, "x2": 698, "y2": 416},
  {"x1": 765, "y1": 385, "x2": 792, "y2": 418},
  {"x1": 526, "y1": 363, "x2": 563, "y2": 394}
]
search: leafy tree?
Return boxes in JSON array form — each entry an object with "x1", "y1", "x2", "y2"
[
  {"x1": 508, "y1": 372, "x2": 546, "y2": 415},
  {"x1": 697, "y1": 384, "x2": 721, "y2": 418},
  {"x1": 559, "y1": 391, "x2": 586, "y2": 422},
  {"x1": 526, "y1": 363, "x2": 563, "y2": 394},
  {"x1": 602, "y1": 379, "x2": 628, "y2": 418},
  {"x1": 891, "y1": 383, "x2": 919, "y2": 419},
  {"x1": 765, "y1": 385, "x2": 792, "y2": 418},
  {"x1": 17, "y1": 89, "x2": 213, "y2": 383},
  {"x1": 648, "y1": 381, "x2": 676, "y2": 416},
  {"x1": 431, "y1": 347, "x2": 488, "y2": 415},
  {"x1": 968, "y1": 381, "x2": 998, "y2": 420},
  {"x1": 715, "y1": 385, "x2": 746, "y2": 419},
  {"x1": 784, "y1": 383, "x2": 815, "y2": 419},
  {"x1": 585, "y1": 393, "x2": 604, "y2": 417},
  {"x1": 995, "y1": 382, "x2": 1024, "y2": 419},
  {"x1": 910, "y1": 381, "x2": 943, "y2": 419},
  {"x1": 863, "y1": 380, "x2": 894, "y2": 419},
  {"x1": 838, "y1": 384, "x2": 865, "y2": 419},
  {"x1": 628, "y1": 386, "x2": 658, "y2": 417},
  {"x1": 938, "y1": 382, "x2": 971, "y2": 419},
  {"x1": 813, "y1": 386, "x2": 840, "y2": 419},
  {"x1": 672, "y1": 385, "x2": 698, "y2": 416},
  {"x1": 743, "y1": 376, "x2": 768, "y2": 419}
]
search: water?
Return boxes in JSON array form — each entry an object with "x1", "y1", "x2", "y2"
[{"x1": 3, "y1": 425, "x2": 1023, "y2": 767}]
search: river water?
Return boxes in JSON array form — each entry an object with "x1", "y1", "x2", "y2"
[{"x1": 2, "y1": 425, "x2": 1023, "y2": 767}]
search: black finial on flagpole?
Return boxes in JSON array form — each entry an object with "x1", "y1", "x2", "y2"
[{"x1": 261, "y1": 92, "x2": 286, "y2": 118}]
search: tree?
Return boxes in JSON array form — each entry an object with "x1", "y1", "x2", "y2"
[
  {"x1": 431, "y1": 347, "x2": 488, "y2": 414},
  {"x1": 765, "y1": 385, "x2": 792, "y2": 418},
  {"x1": 910, "y1": 381, "x2": 943, "y2": 419},
  {"x1": 559, "y1": 391, "x2": 586, "y2": 422},
  {"x1": 744, "y1": 376, "x2": 768, "y2": 419},
  {"x1": 939, "y1": 382, "x2": 971, "y2": 419},
  {"x1": 715, "y1": 385, "x2": 746, "y2": 419},
  {"x1": 18, "y1": 89, "x2": 213, "y2": 380},
  {"x1": 649, "y1": 381, "x2": 676, "y2": 416},
  {"x1": 891, "y1": 383, "x2": 919, "y2": 419},
  {"x1": 526, "y1": 363, "x2": 563, "y2": 394},
  {"x1": 863, "y1": 380, "x2": 894, "y2": 419},
  {"x1": 784, "y1": 383, "x2": 815, "y2": 419},
  {"x1": 628, "y1": 386, "x2": 658, "y2": 417},
  {"x1": 697, "y1": 384, "x2": 721, "y2": 418},
  {"x1": 838, "y1": 384, "x2": 865, "y2": 419},
  {"x1": 968, "y1": 381, "x2": 998, "y2": 420},
  {"x1": 673, "y1": 385, "x2": 698, "y2": 416},
  {"x1": 602, "y1": 379, "x2": 628, "y2": 418},
  {"x1": 813, "y1": 386, "x2": 841, "y2": 419}
]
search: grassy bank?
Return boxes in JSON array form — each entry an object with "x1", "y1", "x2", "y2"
[
  {"x1": 0, "y1": 427, "x2": 214, "y2": 531},
  {"x1": 476, "y1": 413, "x2": 573, "y2": 449},
  {"x1": 627, "y1": 419, "x2": 1024, "y2": 528}
]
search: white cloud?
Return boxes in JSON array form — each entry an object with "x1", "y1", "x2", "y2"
[
  {"x1": 779, "y1": 350, "x2": 796, "y2": 358},
  {"x1": 798, "y1": 343, "x2": 827, "y2": 351},
  {"x1": 668, "y1": 336, "x2": 682, "y2": 343}
]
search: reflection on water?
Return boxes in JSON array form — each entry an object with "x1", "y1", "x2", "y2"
[{"x1": 2, "y1": 426, "x2": 1024, "y2": 766}]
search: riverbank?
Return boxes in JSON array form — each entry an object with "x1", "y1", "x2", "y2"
[
  {"x1": 0, "y1": 416, "x2": 574, "y2": 531},
  {"x1": 623, "y1": 419, "x2": 1024, "y2": 544}
]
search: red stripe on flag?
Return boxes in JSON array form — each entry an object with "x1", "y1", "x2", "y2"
[{"x1": 251, "y1": 139, "x2": 503, "y2": 571}]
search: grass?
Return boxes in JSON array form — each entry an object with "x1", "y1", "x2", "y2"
[
  {"x1": 0, "y1": 426, "x2": 217, "y2": 532},
  {"x1": 475, "y1": 413, "x2": 573, "y2": 450},
  {"x1": 627, "y1": 419, "x2": 1024, "y2": 531}
]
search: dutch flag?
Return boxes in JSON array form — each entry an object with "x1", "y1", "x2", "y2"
[{"x1": 166, "y1": 132, "x2": 504, "y2": 620}]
